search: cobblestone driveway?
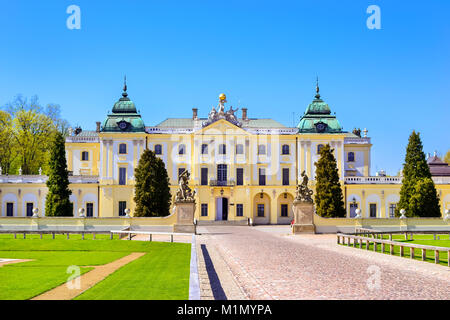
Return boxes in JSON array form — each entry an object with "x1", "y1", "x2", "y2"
[{"x1": 196, "y1": 226, "x2": 450, "y2": 300}]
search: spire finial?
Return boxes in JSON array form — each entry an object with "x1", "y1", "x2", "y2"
[
  {"x1": 122, "y1": 75, "x2": 128, "y2": 98},
  {"x1": 315, "y1": 76, "x2": 321, "y2": 99}
]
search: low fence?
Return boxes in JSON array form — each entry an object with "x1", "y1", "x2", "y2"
[
  {"x1": 0, "y1": 215, "x2": 177, "y2": 232},
  {"x1": 337, "y1": 233, "x2": 450, "y2": 267},
  {"x1": 314, "y1": 214, "x2": 450, "y2": 234}
]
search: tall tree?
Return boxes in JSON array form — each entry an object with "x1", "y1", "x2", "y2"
[
  {"x1": 45, "y1": 132, "x2": 73, "y2": 216},
  {"x1": 134, "y1": 149, "x2": 171, "y2": 217},
  {"x1": 314, "y1": 144, "x2": 346, "y2": 217},
  {"x1": 397, "y1": 131, "x2": 440, "y2": 217}
]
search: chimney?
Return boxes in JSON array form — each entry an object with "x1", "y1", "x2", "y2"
[
  {"x1": 242, "y1": 108, "x2": 248, "y2": 120},
  {"x1": 192, "y1": 108, "x2": 198, "y2": 120},
  {"x1": 96, "y1": 122, "x2": 101, "y2": 132}
]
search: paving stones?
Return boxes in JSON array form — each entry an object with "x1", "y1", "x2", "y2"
[{"x1": 196, "y1": 226, "x2": 450, "y2": 300}]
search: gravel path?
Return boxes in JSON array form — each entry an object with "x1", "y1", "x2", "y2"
[{"x1": 196, "y1": 226, "x2": 450, "y2": 300}]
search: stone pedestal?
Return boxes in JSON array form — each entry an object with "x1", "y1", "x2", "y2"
[
  {"x1": 292, "y1": 200, "x2": 315, "y2": 234},
  {"x1": 173, "y1": 201, "x2": 196, "y2": 233}
]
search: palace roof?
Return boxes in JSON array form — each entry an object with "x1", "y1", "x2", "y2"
[
  {"x1": 297, "y1": 82, "x2": 343, "y2": 134},
  {"x1": 427, "y1": 155, "x2": 450, "y2": 176},
  {"x1": 101, "y1": 80, "x2": 146, "y2": 133},
  {"x1": 154, "y1": 118, "x2": 287, "y2": 129}
]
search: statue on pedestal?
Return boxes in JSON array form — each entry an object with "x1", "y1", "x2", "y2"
[
  {"x1": 295, "y1": 171, "x2": 313, "y2": 203},
  {"x1": 175, "y1": 170, "x2": 196, "y2": 202}
]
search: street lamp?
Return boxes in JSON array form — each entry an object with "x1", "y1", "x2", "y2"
[
  {"x1": 399, "y1": 209, "x2": 406, "y2": 219},
  {"x1": 124, "y1": 208, "x2": 131, "y2": 217},
  {"x1": 32, "y1": 208, "x2": 39, "y2": 217},
  {"x1": 354, "y1": 209, "x2": 361, "y2": 219}
]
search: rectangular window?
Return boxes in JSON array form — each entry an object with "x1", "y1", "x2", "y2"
[
  {"x1": 217, "y1": 164, "x2": 227, "y2": 184},
  {"x1": 178, "y1": 168, "x2": 185, "y2": 181},
  {"x1": 257, "y1": 204, "x2": 265, "y2": 217},
  {"x1": 119, "y1": 167, "x2": 126, "y2": 185},
  {"x1": 349, "y1": 203, "x2": 358, "y2": 218},
  {"x1": 118, "y1": 201, "x2": 127, "y2": 216},
  {"x1": 219, "y1": 144, "x2": 226, "y2": 155},
  {"x1": 86, "y1": 203, "x2": 94, "y2": 217},
  {"x1": 258, "y1": 145, "x2": 266, "y2": 155},
  {"x1": 6, "y1": 203, "x2": 14, "y2": 217},
  {"x1": 201, "y1": 204, "x2": 208, "y2": 216},
  {"x1": 259, "y1": 168, "x2": 266, "y2": 186},
  {"x1": 236, "y1": 144, "x2": 244, "y2": 155},
  {"x1": 236, "y1": 168, "x2": 244, "y2": 186},
  {"x1": 82, "y1": 151, "x2": 89, "y2": 161},
  {"x1": 201, "y1": 144, "x2": 208, "y2": 155},
  {"x1": 201, "y1": 168, "x2": 208, "y2": 186},
  {"x1": 389, "y1": 203, "x2": 397, "y2": 218},
  {"x1": 369, "y1": 203, "x2": 377, "y2": 218},
  {"x1": 119, "y1": 143, "x2": 127, "y2": 154},
  {"x1": 281, "y1": 204, "x2": 288, "y2": 217},
  {"x1": 26, "y1": 203, "x2": 33, "y2": 217},
  {"x1": 236, "y1": 204, "x2": 243, "y2": 217},
  {"x1": 282, "y1": 168, "x2": 289, "y2": 186}
]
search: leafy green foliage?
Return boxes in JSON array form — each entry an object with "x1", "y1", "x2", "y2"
[
  {"x1": 445, "y1": 150, "x2": 450, "y2": 165},
  {"x1": 397, "y1": 131, "x2": 441, "y2": 217},
  {"x1": 0, "y1": 95, "x2": 70, "y2": 175},
  {"x1": 45, "y1": 132, "x2": 73, "y2": 216},
  {"x1": 134, "y1": 149, "x2": 171, "y2": 217},
  {"x1": 314, "y1": 144, "x2": 346, "y2": 217}
]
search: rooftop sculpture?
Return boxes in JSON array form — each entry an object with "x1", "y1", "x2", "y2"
[{"x1": 202, "y1": 93, "x2": 242, "y2": 127}]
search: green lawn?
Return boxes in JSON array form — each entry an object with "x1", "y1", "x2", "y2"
[
  {"x1": 0, "y1": 235, "x2": 191, "y2": 300},
  {"x1": 341, "y1": 234, "x2": 450, "y2": 267}
]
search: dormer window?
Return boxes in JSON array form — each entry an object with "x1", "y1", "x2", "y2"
[
  {"x1": 236, "y1": 144, "x2": 244, "y2": 155},
  {"x1": 119, "y1": 143, "x2": 127, "y2": 154},
  {"x1": 219, "y1": 144, "x2": 226, "y2": 155}
]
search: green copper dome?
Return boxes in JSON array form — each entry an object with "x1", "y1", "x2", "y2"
[
  {"x1": 297, "y1": 83, "x2": 343, "y2": 134},
  {"x1": 101, "y1": 80, "x2": 145, "y2": 133}
]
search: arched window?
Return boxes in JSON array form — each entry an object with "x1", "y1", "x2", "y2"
[
  {"x1": 155, "y1": 144, "x2": 162, "y2": 155},
  {"x1": 236, "y1": 144, "x2": 244, "y2": 155},
  {"x1": 119, "y1": 143, "x2": 127, "y2": 154},
  {"x1": 81, "y1": 151, "x2": 89, "y2": 161},
  {"x1": 282, "y1": 144, "x2": 290, "y2": 155},
  {"x1": 317, "y1": 144, "x2": 324, "y2": 154},
  {"x1": 348, "y1": 152, "x2": 355, "y2": 162},
  {"x1": 178, "y1": 144, "x2": 186, "y2": 155},
  {"x1": 258, "y1": 144, "x2": 266, "y2": 155}
]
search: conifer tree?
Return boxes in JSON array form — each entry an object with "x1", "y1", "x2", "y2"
[
  {"x1": 134, "y1": 149, "x2": 171, "y2": 217},
  {"x1": 314, "y1": 144, "x2": 346, "y2": 217},
  {"x1": 397, "y1": 131, "x2": 440, "y2": 217},
  {"x1": 45, "y1": 132, "x2": 73, "y2": 216}
]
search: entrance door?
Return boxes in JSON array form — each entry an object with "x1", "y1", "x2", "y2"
[
  {"x1": 222, "y1": 198, "x2": 228, "y2": 220},
  {"x1": 215, "y1": 197, "x2": 228, "y2": 221}
]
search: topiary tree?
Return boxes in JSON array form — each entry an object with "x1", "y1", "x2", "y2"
[
  {"x1": 314, "y1": 144, "x2": 346, "y2": 217},
  {"x1": 134, "y1": 149, "x2": 171, "y2": 217},
  {"x1": 397, "y1": 130, "x2": 440, "y2": 217},
  {"x1": 45, "y1": 132, "x2": 73, "y2": 216}
]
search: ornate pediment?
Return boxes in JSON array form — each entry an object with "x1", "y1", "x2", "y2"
[{"x1": 202, "y1": 93, "x2": 242, "y2": 128}]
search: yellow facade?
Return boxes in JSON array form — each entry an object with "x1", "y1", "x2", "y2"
[{"x1": 1, "y1": 93, "x2": 449, "y2": 222}]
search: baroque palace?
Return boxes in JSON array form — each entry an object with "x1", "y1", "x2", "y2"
[{"x1": 1, "y1": 82, "x2": 450, "y2": 223}]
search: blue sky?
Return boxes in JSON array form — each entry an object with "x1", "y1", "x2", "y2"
[{"x1": 1, "y1": 0, "x2": 449, "y2": 175}]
